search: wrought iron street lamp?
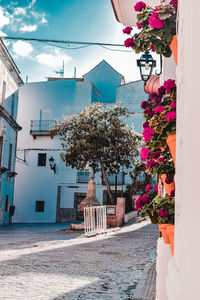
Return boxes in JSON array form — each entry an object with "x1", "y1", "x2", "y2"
[
  {"x1": 49, "y1": 156, "x2": 56, "y2": 174},
  {"x1": 137, "y1": 50, "x2": 156, "y2": 84}
]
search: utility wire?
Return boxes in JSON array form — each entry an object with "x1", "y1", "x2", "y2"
[
  {"x1": 1, "y1": 36, "x2": 124, "y2": 47},
  {"x1": 1, "y1": 35, "x2": 133, "y2": 53}
]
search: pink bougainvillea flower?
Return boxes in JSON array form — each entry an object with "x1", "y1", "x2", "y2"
[
  {"x1": 141, "y1": 101, "x2": 149, "y2": 109},
  {"x1": 170, "y1": 101, "x2": 176, "y2": 110},
  {"x1": 136, "y1": 197, "x2": 143, "y2": 210},
  {"x1": 159, "y1": 156, "x2": 165, "y2": 162},
  {"x1": 154, "y1": 105, "x2": 165, "y2": 114},
  {"x1": 134, "y1": 1, "x2": 146, "y2": 12},
  {"x1": 170, "y1": 189, "x2": 175, "y2": 197},
  {"x1": 136, "y1": 22, "x2": 142, "y2": 29},
  {"x1": 143, "y1": 121, "x2": 149, "y2": 128},
  {"x1": 170, "y1": 0, "x2": 178, "y2": 10},
  {"x1": 145, "y1": 184, "x2": 153, "y2": 192},
  {"x1": 154, "y1": 185, "x2": 158, "y2": 193},
  {"x1": 158, "y1": 86, "x2": 166, "y2": 96},
  {"x1": 165, "y1": 177, "x2": 174, "y2": 184},
  {"x1": 124, "y1": 38, "x2": 136, "y2": 48},
  {"x1": 163, "y1": 79, "x2": 176, "y2": 93},
  {"x1": 143, "y1": 127, "x2": 155, "y2": 142},
  {"x1": 141, "y1": 147, "x2": 150, "y2": 161},
  {"x1": 152, "y1": 151, "x2": 161, "y2": 159},
  {"x1": 144, "y1": 109, "x2": 154, "y2": 118},
  {"x1": 159, "y1": 209, "x2": 169, "y2": 217},
  {"x1": 149, "y1": 12, "x2": 165, "y2": 29},
  {"x1": 146, "y1": 160, "x2": 158, "y2": 169},
  {"x1": 123, "y1": 26, "x2": 133, "y2": 34},
  {"x1": 165, "y1": 112, "x2": 176, "y2": 121},
  {"x1": 150, "y1": 44, "x2": 155, "y2": 52}
]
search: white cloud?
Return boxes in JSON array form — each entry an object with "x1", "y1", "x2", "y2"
[
  {"x1": 13, "y1": 7, "x2": 26, "y2": 16},
  {"x1": 36, "y1": 53, "x2": 72, "y2": 68},
  {"x1": 0, "y1": 30, "x2": 7, "y2": 37},
  {"x1": 41, "y1": 17, "x2": 47, "y2": 23},
  {"x1": 12, "y1": 41, "x2": 33, "y2": 57},
  {"x1": 0, "y1": 7, "x2": 10, "y2": 29},
  {"x1": 20, "y1": 24, "x2": 37, "y2": 32}
]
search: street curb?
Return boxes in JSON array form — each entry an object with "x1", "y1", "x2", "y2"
[{"x1": 132, "y1": 262, "x2": 156, "y2": 300}]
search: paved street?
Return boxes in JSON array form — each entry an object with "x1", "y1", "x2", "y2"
[{"x1": 0, "y1": 220, "x2": 158, "y2": 300}]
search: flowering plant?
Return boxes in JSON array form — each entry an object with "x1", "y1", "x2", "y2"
[
  {"x1": 140, "y1": 193, "x2": 175, "y2": 224},
  {"x1": 123, "y1": 1, "x2": 177, "y2": 57},
  {"x1": 135, "y1": 184, "x2": 158, "y2": 210},
  {"x1": 139, "y1": 79, "x2": 176, "y2": 180}
]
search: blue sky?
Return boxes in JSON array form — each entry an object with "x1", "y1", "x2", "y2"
[{"x1": 0, "y1": 0, "x2": 158, "y2": 83}]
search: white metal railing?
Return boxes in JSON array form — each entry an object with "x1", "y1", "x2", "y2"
[{"x1": 84, "y1": 206, "x2": 107, "y2": 236}]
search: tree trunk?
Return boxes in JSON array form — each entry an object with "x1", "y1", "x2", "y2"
[
  {"x1": 115, "y1": 174, "x2": 118, "y2": 202},
  {"x1": 100, "y1": 161, "x2": 114, "y2": 204},
  {"x1": 129, "y1": 172, "x2": 138, "y2": 200}
]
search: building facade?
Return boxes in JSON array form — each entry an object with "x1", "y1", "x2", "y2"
[
  {"x1": 0, "y1": 39, "x2": 23, "y2": 225},
  {"x1": 13, "y1": 60, "x2": 147, "y2": 223}
]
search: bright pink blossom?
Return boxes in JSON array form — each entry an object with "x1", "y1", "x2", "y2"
[
  {"x1": 159, "y1": 209, "x2": 169, "y2": 217},
  {"x1": 159, "y1": 156, "x2": 165, "y2": 162},
  {"x1": 124, "y1": 38, "x2": 136, "y2": 48},
  {"x1": 163, "y1": 79, "x2": 176, "y2": 93},
  {"x1": 154, "y1": 185, "x2": 158, "y2": 193},
  {"x1": 149, "y1": 12, "x2": 165, "y2": 29},
  {"x1": 134, "y1": 1, "x2": 146, "y2": 12},
  {"x1": 145, "y1": 184, "x2": 153, "y2": 192},
  {"x1": 123, "y1": 26, "x2": 133, "y2": 34},
  {"x1": 152, "y1": 151, "x2": 161, "y2": 159},
  {"x1": 165, "y1": 112, "x2": 176, "y2": 121},
  {"x1": 143, "y1": 127, "x2": 155, "y2": 142},
  {"x1": 170, "y1": 0, "x2": 178, "y2": 10},
  {"x1": 141, "y1": 101, "x2": 149, "y2": 109},
  {"x1": 143, "y1": 121, "x2": 149, "y2": 128},
  {"x1": 170, "y1": 101, "x2": 176, "y2": 110},
  {"x1": 154, "y1": 105, "x2": 165, "y2": 114},
  {"x1": 136, "y1": 22, "x2": 142, "y2": 29},
  {"x1": 141, "y1": 147, "x2": 150, "y2": 161},
  {"x1": 146, "y1": 160, "x2": 158, "y2": 169},
  {"x1": 150, "y1": 44, "x2": 155, "y2": 52}
]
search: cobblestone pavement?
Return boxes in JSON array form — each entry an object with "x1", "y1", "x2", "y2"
[{"x1": 0, "y1": 220, "x2": 158, "y2": 300}]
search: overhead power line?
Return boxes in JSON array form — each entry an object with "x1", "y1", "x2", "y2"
[
  {"x1": 0, "y1": 35, "x2": 133, "y2": 53},
  {"x1": 1, "y1": 36, "x2": 124, "y2": 47}
]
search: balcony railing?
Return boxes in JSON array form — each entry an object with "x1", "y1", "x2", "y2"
[
  {"x1": 30, "y1": 120, "x2": 56, "y2": 138},
  {"x1": 102, "y1": 172, "x2": 125, "y2": 185},
  {"x1": 76, "y1": 171, "x2": 90, "y2": 183}
]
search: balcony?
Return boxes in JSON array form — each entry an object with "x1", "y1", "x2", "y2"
[
  {"x1": 76, "y1": 171, "x2": 90, "y2": 183},
  {"x1": 102, "y1": 172, "x2": 125, "y2": 185},
  {"x1": 30, "y1": 120, "x2": 56, "y2": 139}
]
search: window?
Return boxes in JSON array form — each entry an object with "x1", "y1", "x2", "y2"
[
  {"x1": 5, "y1": 195, "x2": 8, "y2": 212},
  {"x1": 35, "y1": 201, "x2": 45, "y2": 212},
  {"x1": 38, "y1": 153, "x2": 46, "y2": 166},
  {"x1": 0, "y1": 136, "x2": 3, "y2": 166},
  {"x1": 8, "y1": 144, "x2": 12, "y2": 171},
  {"x1": 2, "y1": 81, "x2": 6, "y2": 104},
  {"x1": 11, "y1": 94, "x2": 15, "y2": 118}
]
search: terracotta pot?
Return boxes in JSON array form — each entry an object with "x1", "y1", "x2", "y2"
[
  {"x1": 170, "y1": 35, "x2": 177, "y2": 65},
  {"x1": 166, "y1": 133, "x2": 176, "y2": 166},
  {"x1": 167, "y1": 224, "x2": 175, "y2": 255},
  {"x1": 159, "y1": 224, "x2": 171, "y2": 244},
  {"x1": 144, "y1": 75, "x2": 160, "y2": 94},
  {"x1": 161, "y1": 174, "x2": 175, "y2": 195}
]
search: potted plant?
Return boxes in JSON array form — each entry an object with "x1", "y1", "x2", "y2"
[
  {"x1": 141, "y1": 79, "x2": 176, "y2": 163},
  {"x1": 123, "y1": 0, "x2": 177, "y2": 59},
  {"x1": 138, "y1": 193, "x2": 175, "y2": 252}
]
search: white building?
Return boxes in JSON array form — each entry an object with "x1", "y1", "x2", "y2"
[
  {"x1": 13, "y1": 60, "x2": 147, "y2": 223},
  {"x1": 0, "y1": 39, "x2": 23, "y2": 225}
]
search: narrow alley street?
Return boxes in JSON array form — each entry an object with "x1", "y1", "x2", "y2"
[{"x1": 0, "y1": 220, "x2": 158, "y2": 300}]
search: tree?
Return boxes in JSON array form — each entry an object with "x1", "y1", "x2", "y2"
[{"x1": 51, "y1": 103, "x2": 142, "y2": 204}]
